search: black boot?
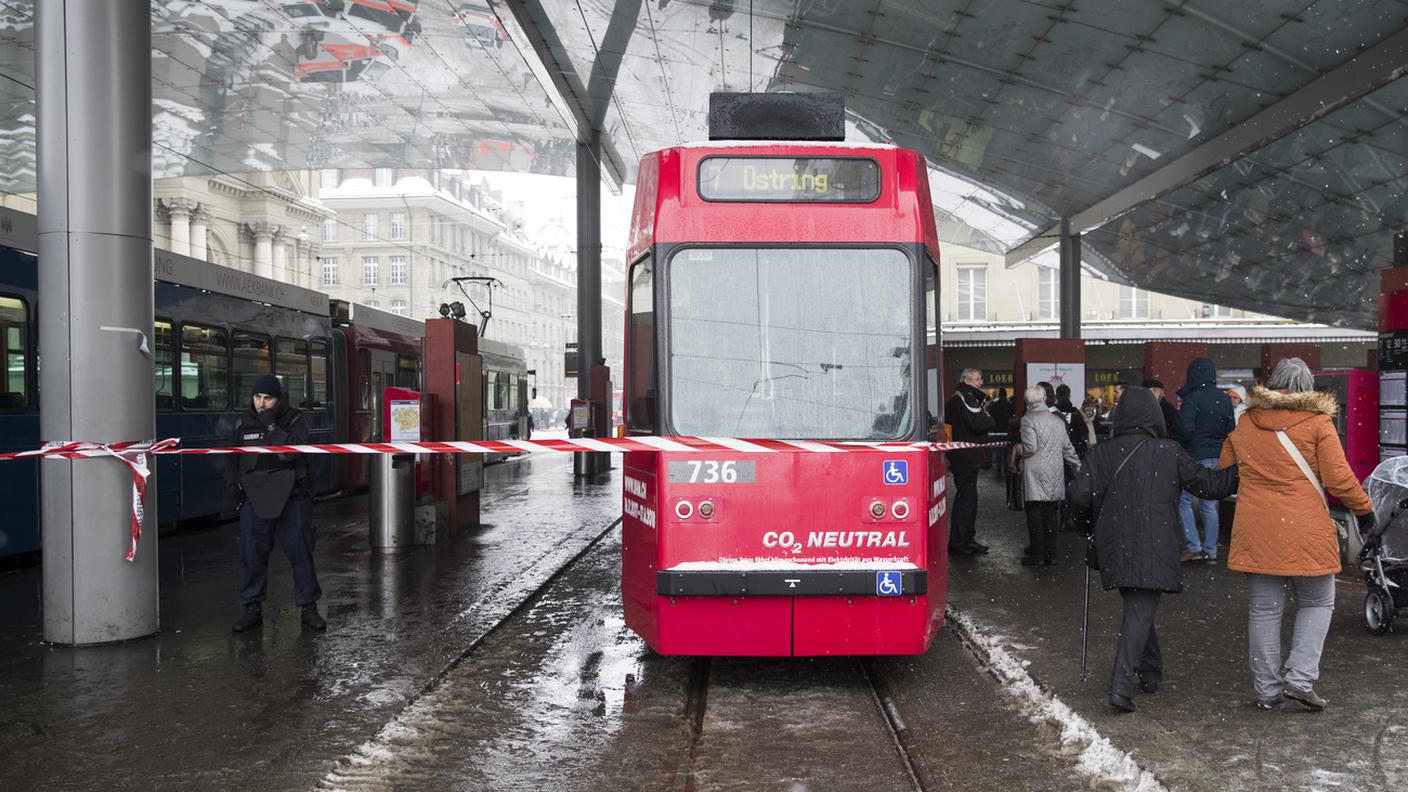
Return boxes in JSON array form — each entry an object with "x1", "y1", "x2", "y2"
[
  {"x1": 301, "y1": 604, "x2": 327, "y2": 632},
  {"x1": 232, "y1": 603, "x2": 263, "y2": 633}
]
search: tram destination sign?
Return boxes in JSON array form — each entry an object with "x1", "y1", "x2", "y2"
[{"x1": 697, "y1": 157, "x2": 880, "y2": 203}]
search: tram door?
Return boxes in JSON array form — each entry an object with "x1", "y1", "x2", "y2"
[{"x1": 363, "y1": 349, "x2": 398, "y2": 441}]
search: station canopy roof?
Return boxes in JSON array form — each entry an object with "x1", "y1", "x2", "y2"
[{"x1": 2, "y1": 1, "x2": 1408, "y2": 328}]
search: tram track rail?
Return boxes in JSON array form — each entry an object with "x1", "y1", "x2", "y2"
[{"x1": 861, "y1": 658, "x2": 938, "y2": 792}]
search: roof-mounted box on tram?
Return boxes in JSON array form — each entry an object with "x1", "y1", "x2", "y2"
[{"x1": 620, "y1": 95, "x2": 948, "y2": 657}]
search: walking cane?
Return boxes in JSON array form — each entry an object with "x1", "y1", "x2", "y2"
[{"x1": 1080, "y1": 537, "x2": 1092, "y2": 682}]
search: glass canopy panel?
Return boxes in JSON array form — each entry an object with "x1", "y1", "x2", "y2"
[
  {"x1": 1084, "y1": 76, "x2": 1408, "y2": 328},
  {"x1": 0, "y1": 4, "x2": 34, "y2": 204}
]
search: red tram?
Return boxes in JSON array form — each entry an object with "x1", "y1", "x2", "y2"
[{"x1": 620, "y1": 141, "x2": 946, "y2": 655}]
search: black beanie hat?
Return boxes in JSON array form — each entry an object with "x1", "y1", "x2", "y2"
[{"x1": 252, "y1": 373, "x2": 282, "y2": 399}]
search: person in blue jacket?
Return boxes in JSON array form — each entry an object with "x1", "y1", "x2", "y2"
[{"x1": 1175, "y1": 357, "x2": 1236, "y2": 563}]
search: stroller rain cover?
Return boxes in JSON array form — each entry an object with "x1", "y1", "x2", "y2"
[{"x1": 1365, "y1": 456, "x2": 1408, "y2": 557}]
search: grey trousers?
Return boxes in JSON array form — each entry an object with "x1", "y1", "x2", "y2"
[{"x1": 1247, "y1": 573, "x2": 1335, "y2": 701}]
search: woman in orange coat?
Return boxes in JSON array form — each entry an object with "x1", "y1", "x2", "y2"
[{"x1": 1219, "y1": 358, "x2": 1375, "y2": 711}]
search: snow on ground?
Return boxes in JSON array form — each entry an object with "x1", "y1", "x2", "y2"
[{"x1": 946, "y1": 605, "x2": 1169, "y2": 792}]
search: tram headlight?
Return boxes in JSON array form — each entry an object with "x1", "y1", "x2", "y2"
[
  {"x1": 870, "y1": 501, "x2": 886, "y2": 519},
  {"x1": 698, "y1": 501, "x2": 715, "y2": 518},
  {"x1": 675, "y1": 500, "x2": 694, "y2": 520}
]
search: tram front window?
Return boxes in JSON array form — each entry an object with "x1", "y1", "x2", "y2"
[{"x1": 668, "y1": 247, "x2": 913, "y2": 440}]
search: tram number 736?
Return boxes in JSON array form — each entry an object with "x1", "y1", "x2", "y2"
[{"x1": 668, "y1": 460, "x2": 756, "y2": 484}]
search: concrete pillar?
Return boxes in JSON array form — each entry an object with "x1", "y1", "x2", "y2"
[
  {"x1": 189, "y1": 206, "x2": 208, "y2": 260},
  {"x1": 37, "y1": 0, "x2": 156, "y2": 644},
  {"x1": 575, "y1": 133, "x2": 604, "y2": 476},
  {"x1": 272, "y1": 234, "x2": 287, "y2": 281},
  {"x1": 165, "y1": 198, "x2": 192, "y2": 256},
  {"x1": 1059, "y1": 217, "x2": 1081, "y2": 340},
  {"x1": 249, "y1": 222, "x2": 277, "y2": 278}
]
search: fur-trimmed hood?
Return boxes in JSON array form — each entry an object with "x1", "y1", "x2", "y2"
[{"x1": 1246, "y1": 386, "x2": 1336, "y2": 432}]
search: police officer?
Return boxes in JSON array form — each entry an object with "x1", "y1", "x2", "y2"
[{"x1": 225, "y1": 373, "x2": 325, "y2": 632}]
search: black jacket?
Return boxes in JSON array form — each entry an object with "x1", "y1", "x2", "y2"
[
  {"x1": 1069, "y1": 387, "x2": 1237, "y2": 592},
  {"x1": 1053, "y1": 398, "x2": 1089, "y2": 456},
  {"x1": 945, "y1": 383, "x2": 995, "y2": 472},
  {"x1": 224, "y1": 400, "x2": 312, "y2": 510},
  {"x1": 1158, "y1": 397, "x2": 1180, "y2": 441},
  {"x1": 987, "y1": 395, "x2": 1015, "y2": 435}
]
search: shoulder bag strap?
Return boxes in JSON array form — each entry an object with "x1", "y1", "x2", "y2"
[
  {"x1": 1275, "y1": 429, "x2": 1327, "y2": 512},
  {"x1": 1099, "y1": 439, "x2": 1148, "y2": 501}
]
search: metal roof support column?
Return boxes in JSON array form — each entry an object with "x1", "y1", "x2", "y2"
[
  {"x1": 1059, "y1": 218, "x2": 1081, "y2": 340},
  {"x1": 37, "y1": 0, "x2": 156, "y2": 643},
  {"x1": 574, "y1": 131, "x2": 604, "y2": 476}
]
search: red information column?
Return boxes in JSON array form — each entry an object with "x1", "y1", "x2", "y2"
[
  {"x1": 1262, "y1": 344, "x2": 1321, "y2": 377},
  {"x1": 1144, "y1": 342, "x2": 1207, "y2": 405},
  {"x1": 1378, "y1": 231, "x2": 1408, "y2": 460},
  {"x1": 1013, "y1": 338, "x2": 1086, "y2": 421},
  {"x1": 425, "y1": 318, "x2": 482, "y2": 534}
]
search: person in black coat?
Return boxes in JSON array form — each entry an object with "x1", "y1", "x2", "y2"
[
  {"x1": 987, "y1": 388, "x2": 1015, "y2": 481},
  {"x1": 1069, "y1": 386, "x2": 1238, "y2": 713},
  {"x1": 1053, "y1": 384, "x2": 1089, "y2": 457},
  {"x1": 945, "y1": 368, "x2": 996, "y2": 555},
  {"x1": 223, "y1": 373, "x2": 326, "y2": 633},
  {"x1": 1142, "y1": 378, "x2": 1181, "y2": 441}
]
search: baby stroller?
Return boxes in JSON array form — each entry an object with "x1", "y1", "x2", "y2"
[{"x1": 1359, "y1": 457, "x2": 1408, "y2": 635}]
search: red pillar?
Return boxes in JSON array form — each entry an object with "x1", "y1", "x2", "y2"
[
  {"x1": 425, "y1": 318, "x2": 481, "y2": 535},
  {"x1": 1144, "y1": 342, "x2": 1207, "y2": 402},
  {"x1": 1378, "y1": 252, "x2": 1408, "y2": 460},
  {"x1": 1013, "y1": 338, "x2": 1086, "y2": 420},
  {"x1": 1261, "y1": 344, "x2": 1321, "y2": 378}
]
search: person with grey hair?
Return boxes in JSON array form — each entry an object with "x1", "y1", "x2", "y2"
[
  {"x1": 946, "y1": 368, "x2": 995, "y2": 555},
  {"x1": 1219, "y1": 357, "x2": 1375, "y2": 711},
  {"x1": 1020, "y1": 385, "x2": 1079, "y2": 566}
]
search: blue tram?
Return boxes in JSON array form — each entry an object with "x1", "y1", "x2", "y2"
[{"x1": 0, "y1": 207, "x2": 425, "y2": 565}]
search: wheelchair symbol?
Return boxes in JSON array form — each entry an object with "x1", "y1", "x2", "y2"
[
  {"x1": 883, "y1": 460, "x2": 908, "y2": 486},
  {"x1": 876, "y1": 571, "x2": 901, "y2": 596}
]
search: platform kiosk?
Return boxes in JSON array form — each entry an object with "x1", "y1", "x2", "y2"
[
  {"x1": 425, "y1": 318, "x2": 482, "y2": 534},
  {"x1": 1013, "y1": 339, "x2": 1086, "y2": 420}
]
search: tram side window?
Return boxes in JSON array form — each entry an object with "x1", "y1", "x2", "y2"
[
  {"x1": 925, "y1": 258, "x2": 940, "y2": 434},
  {"x1": 310, "y1": 340, "x2": 330, "y2": 410},
  {"x1": 0, "y1": 296, "x2": 28, "y2": 411},
  {"x1": 232, "y1": 332, "x2": 272, "y2": 402},
  {"x1": 154, "y1": 319, "x2": 175, "y2": 411},
  {"x1": 180, "y1": 324, "x2": 229, "y2": 410},
  {"x1": 397, "y1": 355, "x2": 418, "y2": 389},
  {"x1": 496, "y1": 371, "x2": 512, "y2": 410},
  {"x1": 276, "y1": 338, "x2": 310, "y2": 408},
  {"x1": 626, "y1": 258, "x2": 655, "y2": 432}
]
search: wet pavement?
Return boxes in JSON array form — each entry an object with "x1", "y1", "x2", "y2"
[
  {"x1": 6, "y1": 455, "x2": 1401, "y2": 791},
  {"x1": 0, "y1": 452, "x2": 620, "y2": 792},
  {"x1": 320, "y1": 515, "x2": 1088, "y2": 792},
  {"x1": 947, "y1": 472, "x2": 1408, "y2": 791}
]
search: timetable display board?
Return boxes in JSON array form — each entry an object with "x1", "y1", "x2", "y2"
[
  {"x1": 697, "y1": 157, "x2": 880, "y2": 202},
  {"x1": 1380, "y1": 330, "x2": 1408, "y2": 459}
]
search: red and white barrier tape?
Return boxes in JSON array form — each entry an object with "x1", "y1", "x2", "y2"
[{"x1": 2, "y1": 435, "x2": 1010, "y2": 561}]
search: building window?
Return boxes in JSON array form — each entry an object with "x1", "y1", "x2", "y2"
[
  {"x1": 389, "y1": 212, "x2": 406, "y2": 240},
  {"x1": 390, "y1": 299, "x2": 407, "y2": 317},
  {"x1": 321, "y1": 257, "x2": 338, "y2": 286},
  {"x1": 362, "y1": 213, "x2": 377, "y2": 240},
  {"x1": 1206, "y1": 303, "x2": 1234, "y2": 318},
  {"x1": 366, "y1": 299, "x2": 379, "y2": 309},
  {"x1": 1119, "y1": 285, "x2": 1150, "y2": 319},
  {"x1": 1037, "y1": 266, "x2": 1059, "y2": 321},
  {"x1": 389, "y1": 255, "x2": 407, "y2": 284},
  {"x1": 375, "y1": 168, "x2": 393, "y2": 187},
  {"x1": 363, "y1": 256, "x2": 379, "y2": 285},
  {"x1": 322, "y1": 218, "x2": 338, "y2": 242},
  {"x1": 955, "y1": 266, "x2": 987, "y2": 322},
  {"x1": 320, "y1": 169, "x2": 339, "y2": 189}
]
